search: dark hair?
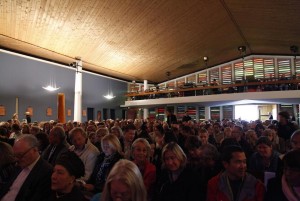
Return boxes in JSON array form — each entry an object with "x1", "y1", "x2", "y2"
[
  {"x1": 256, "y1": 136, "x2": 272, "y2": 147},
  {"x1": 220, "y1": 138, "x2": 240, "y2": 153},
  {"x1": 278, "y1": 111, "x2": 290, "y2": 120},
  {"x1": 221, "y1": 145, "x2": 244, "y2": 163},
  {"x1": 164, "y1": 129, "x2": 177, "y2": 144},
  {"x1": 155, "y1": 124, "x2": 164, "y2": 134},
  {"x1": 55, "y1": 151, "x2": 85, "y2": 178},
  {"x1": 123, "y1": 124, "x2": 136, "y2": 133},
  {"x1": 283, "y1": 149, "x2": 300, "y2": 169},
  {"x1": 185, "y1": 135, "x2": 201, "y2": 150}
]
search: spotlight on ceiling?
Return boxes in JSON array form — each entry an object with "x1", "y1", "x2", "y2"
[
  {"x1": 203, "y1": 56, "x2": 209, "y2": 62},
  {"x1": 238, "y1": 46, "x2": 246, "y2": 53}
]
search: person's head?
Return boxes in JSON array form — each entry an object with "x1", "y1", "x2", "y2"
[
  {"x1": 291, "y1": 129, "x2": 300, "y2": 150},
  {"x1": 256, "y1": 136, "x2": 273, "y2": 158},
  {"x1": 86, "y1": 125, "x2": 97, "y2": 135},
  {"x1": 199, "y1": 144, "x2": 219, "y2": 167},
  {"x1": 101, "y1": 159, "x2": 147, "y2": 201},
  {"x1": 111, "y1": 126, "x2": 123, "y2": 139},
  {"x1": 21, "y1": 124, "x2": 30, "y2": 134},
  {"x1": 0, "y1": 142, "x2": 15, "y2": 167},
  {"x1": 49, "y1": 126, "x2": 66, "y2": 145},
  {"x1": 11, "y1": 123, "x2": 21, "y2": 132},
  {"x1": 131, "y1": 138, "x2": 151, "y2": 163},
  {"x1": 30, "y1": 126, "x2": 40, "y2": 135},
  {"x1": 221, "y1": 145, "x2": 247, "y2": 180},
  {"x1": 185, "y1": 135, "x2": 202, "y2": 159},
  {"x1": 283, "y1": 149, "x2": 300, "y2": 187},
  {"x1": 13, "y1": 135, "x2": 40, "y2": 168},
  {"x1": 198, "y1": 128, "x2": 209, "y2": 144},
  {"x1": 262, "y1": 129, "x2": 275, "y2": 142},
  {"x1": 213, "y1": 122, "x2": 221, "y2": 133},
  {"x1": 231, "y1": 126, "x2": 243, "y2": 141},
  {"x1": 123, "y1": 124, "x2": 136, "y2": 143},
  {"x1": 162, "y1": 142, "x2": 187, "y2": 172},
  {"x1": 52, "y1": 151, "x2": 85, "y2": 193},
  {"x1": 96, "y1": 127, "x2": 109, "y2": 142},
  {"x1": 101, "y1": 134, "x2": 122, "y2": 156},
  {"x1": 223, "y1": 127, "x2": 232, "y2": 138},
  {"x1": 278, "y1": 111, "x2": 290, "y2": 124},
  {"x1": 88, "y1": 132, "x2": 97, "y2": 144},
  {"x1": 69, "y1": 127, "x2": 87, "y2": 150},
  {"x1": 245, "y1": 130, "x2": 257, "y2": 144}
]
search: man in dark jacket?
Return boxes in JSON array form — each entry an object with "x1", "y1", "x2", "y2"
[{"x1": 0, "y1": 135, "x2": 52, "y2": 201}]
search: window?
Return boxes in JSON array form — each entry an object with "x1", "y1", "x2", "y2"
[
  {"x1": 209, "y1": 68, "x2": 219, "y2": 83},
  {"x1": 221, "y1": 65, "x2": 232, "y2": 84},
  {"x1": 295, "y1": 59, "x2": 300, "y2": 78},
  {"x1": 278, "y1": 59, "x2": 291, "y2": 78},
  {"x1": 187, "y1": 75, "x2": 196, "y2": 83},
  {"x1": 198, "y1": 72, "x2": 207, "y2": 84}
]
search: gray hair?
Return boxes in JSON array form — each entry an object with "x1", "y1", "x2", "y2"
[
  {"x1": 16, "y1": 134, "x2": 39, "y2": 148},
  {"x1": 69, "y1": 127, "x2": 87, "y2": 139}
]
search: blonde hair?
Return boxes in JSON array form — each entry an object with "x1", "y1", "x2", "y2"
[
  {"x1": 101, "y1": 159, "x2": 147, "y2": 201},
  {"x1": 162, "y1": 142, "x2": 187, "y2": 169},
  {"x1": 101, "y1": 134, "x2": 122, "y2": 154},
  {"x1": 131, "y1": 138, "x2": 151, "y2": 161}
]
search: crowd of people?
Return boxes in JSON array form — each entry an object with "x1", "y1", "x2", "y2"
[{"x1": 0, "y1": 110, "x2": 300, "y2": 201}]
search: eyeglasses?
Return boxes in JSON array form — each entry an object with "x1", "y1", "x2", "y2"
[{"x1": 14, "y1": 147, "x2": 34, "y2": 159}]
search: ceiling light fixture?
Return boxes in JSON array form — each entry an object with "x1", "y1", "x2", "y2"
[
  {"x1": 104, "y1": 80, "x2": 116, "y2": 100},
  {"x1": 43, "y1": 77, "x2": 60, "y2": 92}
]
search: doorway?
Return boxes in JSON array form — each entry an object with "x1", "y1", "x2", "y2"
[{"x1": 87, "y1": 108, "x2": 94, "y2": 121}]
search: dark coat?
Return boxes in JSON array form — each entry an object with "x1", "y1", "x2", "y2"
[
  {"x1": 0, "y1": 157, "x2": 53, "y2": 201},
  {"x1": 154, "y1": 167, "x2": 202, "y2": 201},
  {"x1": 42, "y1": 143, "x2": 69, "y2": 166},
  {"x1": 49, "y1": 186, "x2": 88, "y2": 201},
  {"x1": 265, "y1": 177, "x2": 288, "y2": 201}
]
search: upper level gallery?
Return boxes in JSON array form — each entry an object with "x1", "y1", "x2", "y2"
[{"x1": 123, "y1": 55, "x2": 300, "y2": 107}]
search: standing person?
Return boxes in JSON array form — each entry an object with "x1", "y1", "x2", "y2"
[
  {"x1": 182, "y1": 111, "x2": 192, "y2": 123},
  {"x1": 101, "y1": 159, "x2": 147, "y2": 201},
  {"x1": 50, "y1": 151, "x2": 88, "y2": 201},
  {"x1": 207, "y1": 145, "x2": 265, "y2": 201},
  {"x1": 25, "y1": 112, "x2": 31, "y2": 124},
  {"x1": 166, "y1": 110, "x2": 177, "y2": 127},
  {"x1": 277, "y1": 111, "x2": 298, "y2": 150},
  {"x1": 0, "y1": 135, "x2": 53, "y2": 201},
  {"x1": 154, "y1": 142, "x2": 202, "y2": 201}
]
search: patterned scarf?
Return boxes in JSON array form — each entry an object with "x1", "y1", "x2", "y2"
[{"x1": 96, "y1": 153, "x2": 117, "y2": 183}]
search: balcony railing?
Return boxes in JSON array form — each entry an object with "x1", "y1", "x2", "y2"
[{"x1": 125, "y1": 78, "x2": 300, "y2": 100}]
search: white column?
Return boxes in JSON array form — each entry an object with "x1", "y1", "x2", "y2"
[
  {"x1": 143, "y1": 80, "x2": 149, "y2": 120},
  {"x1": 205, "y1": 106, "x2": 210, "y2": 120},
  {"x1": 74, "y1": 59, "x2": 82, "y2": 122}
]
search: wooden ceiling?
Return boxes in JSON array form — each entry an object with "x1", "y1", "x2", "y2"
[{"x1": 0, "y1": 0, "x2": 300, "y2": 83}]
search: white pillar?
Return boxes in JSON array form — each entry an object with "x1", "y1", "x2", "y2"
[
  {"x1": 205, "y1": 106, "x2": 210, "y2": 120},
  {"x1": 143, "y1": 80, "x2": 149, "y2": 120},
  {"x1": 74, "y1": 59, "x2": 82, "y2": 122}
]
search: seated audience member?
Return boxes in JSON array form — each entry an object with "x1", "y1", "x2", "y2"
[
  {"x1": 131, "y1": 138, "x2": 156, "y2": 198},
  {"x1": 154, "y1": 142, "x2": 202, "y2": 201},
  {"x1": 290, "y1": 129, "x2": 300, "y2": 150},
  {"x1": 245, "y1": 129, "x2": 258, "y2": 151},
  {"x1": 231, "y1": 125, "x2": 254, "y2": 159},
  {"x1": 42, "y1": 126, "x2": 69, "y2": 166},
  {"x1": 69, "y1": 127, "x2": 100, "y2": 181},
  {"x1": 88, "y1": 132, "x2": 97, "y2": 145},
  {"x1": 204, "y1": 124, "x2": 217, "y2": 146},
  {"x1": 0, "y1": 135, "x2": 53, "y2": 201},
  {"x1": 35, "y1": 132, "x2": 49, "y2": 154},
  {"x1": 212, "y1": 122, "x2": 224, "y2": 146},
  {"x1": 86, "y1": 125, "x2": 97, "y2": 136},
  {"x1": 0, "y1": 142, "x2": 16, "y2": 188},
  {"x1": 30, "y1": 125, "x2": 41, "y2": 135},
  {"x1": 198, "y1": 128, "x2": 210, "y2": 145},
  {"x1": 248, "y1": 136, "x2": 282, "y2": 178},
  {"x1": 207, "y1": 145, "x2": 265, "y2": 201},
  {"x1": 95, "y1": 127, "x2": 110, "y2": 151},
  {"x1": 122, "y1": 124, "x2": 136, "y2": 159},
  {"x1": 263, "y1": 128, "x2": 285, "y2": 154},
  {"x1": 9, "y1": 123, "x2": 22, "y2": 139},
  {"x1": 21, "y1": 124, "x2": 30, "y2": 134},
  {"x1": 85, "y1": 134, "x2": 123, "y2": 193},
  {"x1": 50, "y1": 151, "x2": 88, "y2": 201},
  {"x1": 185, "y1": 135, "x2": 202, "y2": 168},
  {"x1": 110, "y1": 126, "x2": 124, "y2": 148},
  {"x1": 266, "y1": 149, "x2": 300, "y2": 201},
  {"x1": 221, "y1": 126, "x2": 232, "y2": 143},
  {"x1": 101, "y1": 159, "x2": 147, "y2": 201}
]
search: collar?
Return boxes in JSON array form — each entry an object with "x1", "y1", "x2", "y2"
[{"x1": 27, "y1": 155, "x2": 40, "y2": 171}]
